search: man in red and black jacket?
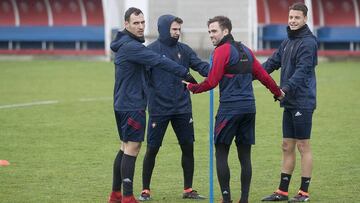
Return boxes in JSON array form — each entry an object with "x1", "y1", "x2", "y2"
[{"x1": 184, "y1": 16, "x2": 285, "y2": 203}]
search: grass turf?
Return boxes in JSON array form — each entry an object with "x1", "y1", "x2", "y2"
[{"x1": 0, "y1": 60, "x2": 359, "y2": 202}]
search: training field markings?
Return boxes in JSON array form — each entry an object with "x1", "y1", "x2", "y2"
[
  {"x1": 0, "y1": 97, "x2": 112, "y2": 110},
  {"x1": 0, "y1": 100, "x2": 59, "y2": 109},
  {"x1": 0, "y1": 86, "x2": 265, "y2": 110}
]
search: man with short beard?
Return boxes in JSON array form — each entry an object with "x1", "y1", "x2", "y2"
[{"x1": 139, "y1": 14, "x2": 209, "y2": 201}]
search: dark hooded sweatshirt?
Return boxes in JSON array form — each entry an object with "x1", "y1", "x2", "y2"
[
  {"x1": 263, "y1": 24, "x2": 318, "y2": 110},
  {"x1": 110, "y1": 29, "x2": 189, "y2": 111},
  {"x1": 146, "y1": 15, "x2": 209, "y2": 115}
]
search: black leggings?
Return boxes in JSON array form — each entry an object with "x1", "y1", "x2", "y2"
[
  {"x1": 215, "y1": 143, "x2": 252, "y2": 202},
  {"x1": 142, "y1": 143, "x2": 194, "y2": 190}
]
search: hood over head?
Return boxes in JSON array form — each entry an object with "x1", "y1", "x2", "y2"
[{"x1": 157, "y1": 14, "x2": 180, "y2": 46}]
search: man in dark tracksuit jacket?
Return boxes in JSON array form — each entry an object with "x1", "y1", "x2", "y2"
[
  {"x1": 108, "y1": 8, "x2": 197, "y2": 203},
  {"x1": 261, "y1": 3, "x2": 317, "y2": 203},
  {"x1": 139, "y1": 14, "x2": 209, "y2": 201},
  {"x1": 186, "y1": 16, "x2": 284, "y2": 203}
]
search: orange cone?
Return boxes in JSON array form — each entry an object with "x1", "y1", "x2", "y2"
[{"x1": 0, "y1": 160, "x2": 10, "y2": 166}]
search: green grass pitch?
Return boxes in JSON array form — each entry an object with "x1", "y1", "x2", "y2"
[{"x1": 0, "y1": 60, "x2": 359, "y2": 202}]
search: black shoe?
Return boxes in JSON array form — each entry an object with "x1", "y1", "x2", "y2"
[
  {"x1": 183, "y1": 189, "x2": 206, "y2": 199},
  {"x1": 288, "y1": 190, "x2": 310, "y2": 202},
  {"x1": 262, "y1": 190, "x2": 289, "y2": 201}
]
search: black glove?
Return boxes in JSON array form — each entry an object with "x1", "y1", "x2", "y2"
[
  {"x1": 274, "y1": 95, "x2": 280, "y2": 102},
  {"x1": 183, "y1": 72, "x2": 198, "y2": 84},
  {"x1": 274, "y1": 88, "x2": 286, "y2": 102}
]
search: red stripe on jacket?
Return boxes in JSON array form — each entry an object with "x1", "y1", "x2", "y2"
[{"x1": 188, "y1": 42, "x2": 281, "y2": 97}]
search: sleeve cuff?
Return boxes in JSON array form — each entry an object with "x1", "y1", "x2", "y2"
[{"x1": 282, "y1": 85, "x2": 290, "y2": 94}]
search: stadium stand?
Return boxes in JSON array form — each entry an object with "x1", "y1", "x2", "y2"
[
  {"x1": 257, "y1": 0, "x2": 303, "y2": 49},
  {"x1": 49, "y1": 0, "x2": 82, "y2": 26},
  {"x1": 83, "y1": 0, "x2": 104, "y2": 25},
  {"x1": 267, "y1": 0, "x2": 300, "y2": 24},
  {"x1": 0, "y1": 0, "x2": 16, "y2": 26},
  {"x1": 17, "y1": 0, "x2": 49, "y2": 26},
  {"x1": 0, "y1": 0, "x2": 105, "y2": 55},
  {"x1": 1, "y1": 0, "x2": 359, "y2": 56},
  {"x1": 257, "y1": 0, "x2": 266, "y2": 24},
  {"x1": 316, "y1": 0, "x2": 360, "y2": 51},
  {"x1": 320, "y1": 0, "x2": 356, "y2": 26},
  {"x1": 311, "y1": 0, "x2": 320, "y2": 27},
  {"x1": 317, "y1": 27, "x2": 360, "y2": 51},
  {"x1": 257, "y1": 0, "x2": 360, "y2": 55}
]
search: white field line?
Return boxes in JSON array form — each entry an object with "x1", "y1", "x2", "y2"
[
  {"x1": 0, "y1": 86, "x2": 266, "y2": 110},
  {"x1": 0, "y1": 97, "x2": 113, "y2": 110},
  {"x1": 0, "y1": 100, "x2": 59, "y2": 109}
]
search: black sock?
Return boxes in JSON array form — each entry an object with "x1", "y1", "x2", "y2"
[
  {"x1": 180, "y1": 143, "x2": 194, "y2": 190},
  {"x1": 142, "y1": 146, "x2": 160, "y2": 190},
  {"x1": 236, "y1": 144, "x2": 252, "y2": 202},
  {"x1": 300, "y1": 177, "x2": 311, "y2": 193},
  {"x1": 216, "y1": 144, "x2": 231, "y2": 202},
  {"x1": 121, "y1": 154, "x2": 137, "y2": 196},
  {"x1": 279, "y1": 173, "x2": 292, "y2": 192},
  {"x1": 112, "y1": 150, "x2": 124, "y2": 191}
]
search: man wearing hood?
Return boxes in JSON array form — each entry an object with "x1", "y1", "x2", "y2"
[
  {"x1": 108, "y1": 8, "x2": 197, "y2": 203},
  {"x1": 185, "y1": 16, "x2": 284, "y2": 203},
  {"x1": 261, "y1": 2, "x2": 317, "y2": 203},
  {"x1": 138, "y1": 15, "x2": 209, "y2": 201}
]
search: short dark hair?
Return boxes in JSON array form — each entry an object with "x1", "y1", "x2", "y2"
[
  {"x1": 124, "y1": 7, "x2": 143, "y2": 22},
  {"x1": 207, "y1": 16, "x2": 232, "y2": 33},
  {"x1": 173, "y1": 17, "x2": 183, "y2": 24},
  {"x1": 289, "y1": 2, "x2": 308, "y2": 16}
]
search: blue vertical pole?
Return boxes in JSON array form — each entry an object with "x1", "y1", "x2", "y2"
[
  {"x1": 209, "y1": 90, "x2": 214, "y2": 203},
  {"x1": 208, "y1": 52, "x2": 214, "y2": 203}
]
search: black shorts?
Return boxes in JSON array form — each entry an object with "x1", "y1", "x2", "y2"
[
  {"x1": 147, "y1": 113, "x2": 194, "y2": 147},
  {"x1": 282, "y1": 108, "x2": 313, "y2": 140},
  {"x1": 214, "y1": 113, "x2": 255, "y2": 145},
  {"x1": 114, "y1": 110, "x2": 146, "y2": 142}
]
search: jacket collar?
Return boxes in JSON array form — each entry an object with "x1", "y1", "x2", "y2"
[
  {"x1": 287, "y1": 24, "x2": 310, "y2": 39},
  {"x1": 123, "y1": 29, "x2": 145, "y2": 43},
  {"x1": 217, "y1": 34, "x2": 234, "y2": 47}
]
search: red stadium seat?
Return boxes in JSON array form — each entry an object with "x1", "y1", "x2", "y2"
[
  {"x1": 17, "y1": 0, "x2": 48, "y2": 25},
  {"x1": 266, "y1": 0, "x2": 303, "y2": 24},
  {"x1": 0, "y1": 0, "x2": 16, "y2": 25},
  {"x1": 321, "y1": 0, "x2": 355, "y2": 26},
  {"x1": 49, "y1": 0, "x2": 82, "y2": 26},
  {"x1": 257, "y1": 0, "x2": 266, "y2": 24},
  {"x1": 83, "y1": 0, "x2": 104, "y2": 25},
  {"x1": 311, "y1": 0, "x2": 320, "y2": 27},
  {"x1": 358, "y1": 0, "x2": 360, "y2": 25}
]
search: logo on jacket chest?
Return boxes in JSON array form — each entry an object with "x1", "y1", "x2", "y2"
[{"x1": 162, "y1": 53, "x2": 181, "y2": 60}]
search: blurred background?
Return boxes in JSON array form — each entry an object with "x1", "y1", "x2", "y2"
[
  {"x1": 1, "y1": 1, "x2": 360, "y2": 202},
  {"x1": 0, "y1": 0, "x2": 359, "y2": 60}
]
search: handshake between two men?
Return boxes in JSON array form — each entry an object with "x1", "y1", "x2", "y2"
[{"x1": 182, "y1": 77, "x2": 286, "y2": 102}]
